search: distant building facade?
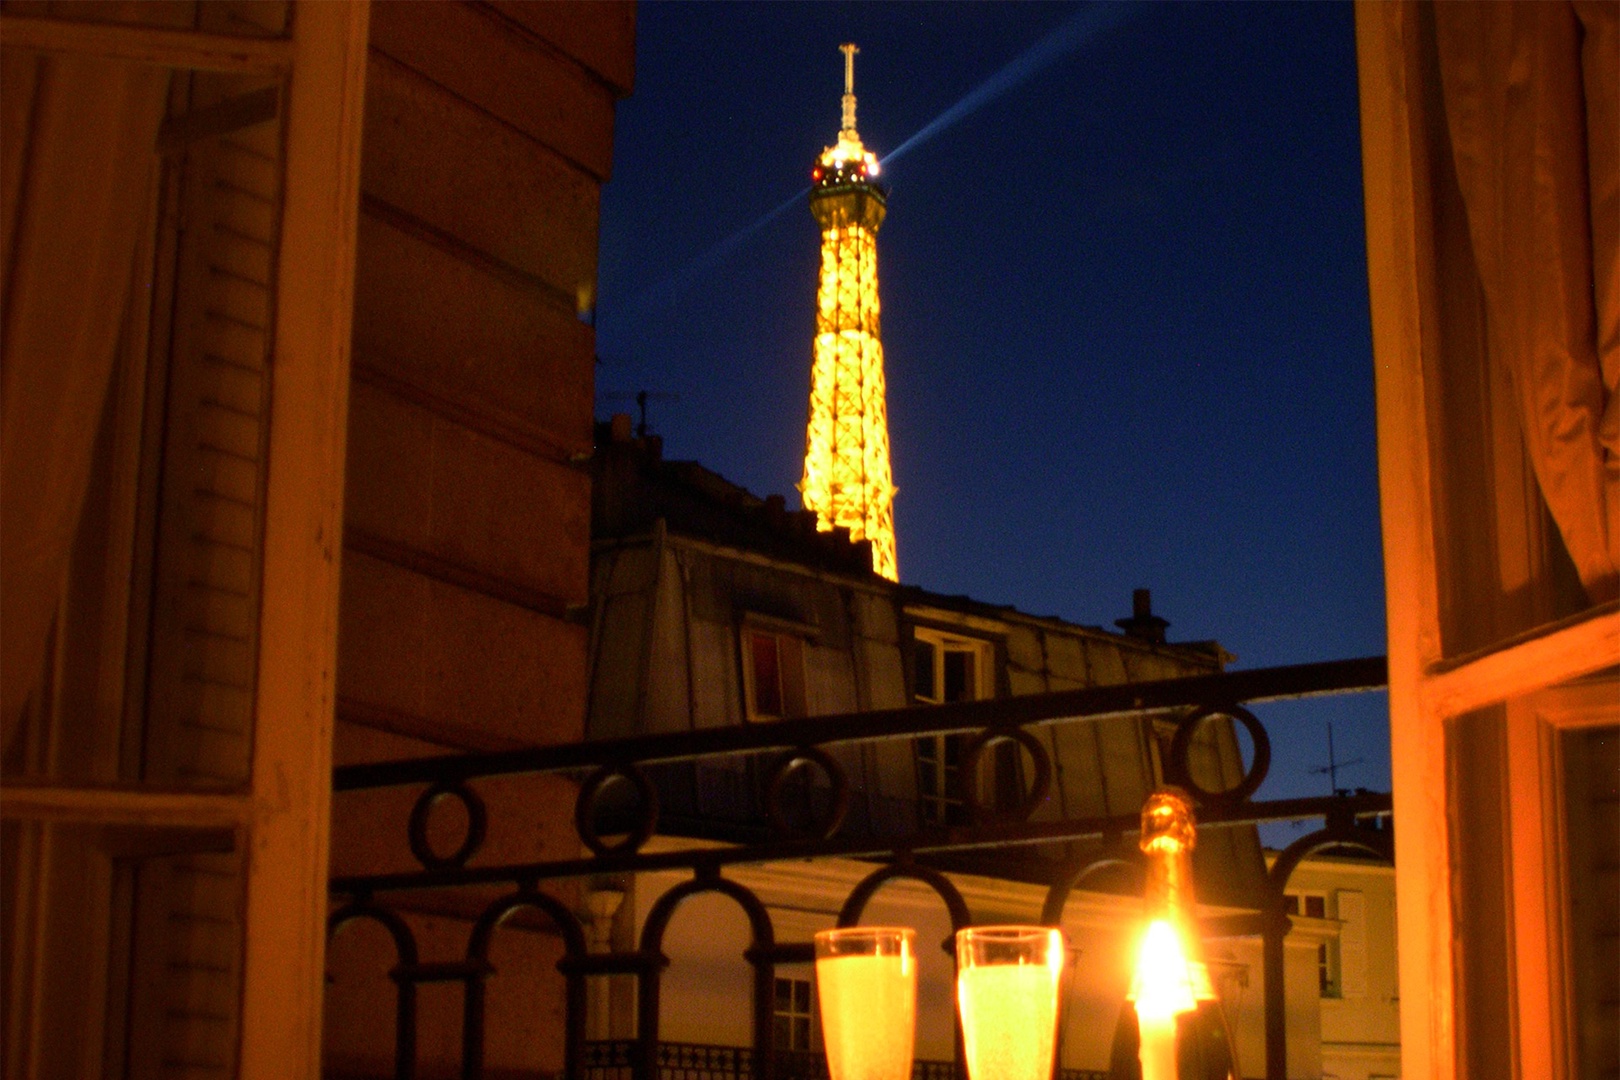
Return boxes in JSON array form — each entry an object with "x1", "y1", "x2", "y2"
[
  {"x1": 1272, "y1": 849, "x2": 1401, "y2": 1080},
  {"x1": 583, "y1": 421, "x2": 1344, "y2": 1077}
]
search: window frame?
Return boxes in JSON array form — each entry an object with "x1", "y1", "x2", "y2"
[
  {"x1": 738, "y1": 616, "x2": 812, "y2": 723},
  {"x1": 909, "y1": 626, "x2": 992, "y2": 707},
  {"x1": 772, "y1": 974, "x2": 818, "y2": 1053},
  {"x1": 909, "y1": 626, "x2": 993, "y2": 826},
  {"x1": 1356, "y1": 5, "x2": 1620, "y2": 1076},
  {"x1": 1503, "y1": 680, "x2": 1616, "y2": 1080},
  {"x1": 0, "y1": 7, "x2": 370, "y2": 1078},
  {"x1": 1284, "y1": 891, "x2": 1339, "y2": 999}
]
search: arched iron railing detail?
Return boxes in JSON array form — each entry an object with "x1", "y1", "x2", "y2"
[
  {"x1": 1260, "y1": 815, "x2": 1395, "y2": 1080},
  {"x1": 577, "y1": 763, "x2": 662, "y2": 856},
  {"x1": 324, "y1": 656, "x2": 1391, "y2": 1080},
  {"x1": 462, "y1": 887, "x2": 591, "y2": 1080},
  {"x1": 836, "y1": 856, "x2": 973, "y2": 1080},
  {"x1": 1039, "y1": 853, "x2": 1146, "y2": 927},
  {"x1": 639, "y1": 865, "x2": 779, "y2": 1080},
  {"x1": 836, "y1": 855, "x2": 972, "y2": 937},
  {"x1": 407, "y1": 780, "x2": 490, "y2": 870},
  {"x1": 327, "y1": 898, "x2": 422, "y2": 1080},
  {"x1": 763, "y1": 745, "x2": 851, "y2": 840}
]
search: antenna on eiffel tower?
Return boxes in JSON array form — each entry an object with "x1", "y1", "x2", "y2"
[{"x1": 1307, "y1": 723, "x2": 1365, "y2": 797}]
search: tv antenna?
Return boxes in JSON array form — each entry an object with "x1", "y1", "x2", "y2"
[
  {"x1": 602, "y1": 389, "x2": 680, "y2": 438},
  {"x1": 1307, "y1": 722, "x2": 1365, "y2": 797}
]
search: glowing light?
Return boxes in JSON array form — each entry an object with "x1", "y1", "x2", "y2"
[
  {"x1": 1126, "y1": 789, "x2": 1228, "y2": 1080},
  {"x1": 801, "y1": 44, "x2": 898, "y2": 582},
  {"x1": 801, "y1": 216, "x2": 897, "y2": 581},
  {"x1": 879, "y1": 2, "x2": 1141, "y2": 169},
  {"x1": 1132, "y1": 919, "x2": 1198, "y2": 1021}
]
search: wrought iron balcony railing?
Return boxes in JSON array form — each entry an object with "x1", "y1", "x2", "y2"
[
  {"x1": 581, "y1": 1041, "x2": 1111, "y2": 1080},
  {"x1": 327, "y1": 656, "x2": 1394, "y2": 1080}
]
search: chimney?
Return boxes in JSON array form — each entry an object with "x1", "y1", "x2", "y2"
[{"x1": 1115, "y1": 588, "x2": 1170, "y2": 644}]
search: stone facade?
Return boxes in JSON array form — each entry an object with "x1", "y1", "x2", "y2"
[{"x1": 324, "y1": 6, "x2": 634, "y2": 1077}]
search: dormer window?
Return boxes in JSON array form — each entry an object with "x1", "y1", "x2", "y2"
[
  {"x1": 741, "y1": 622, "x2": 808, "y2": 721},
  {"x1": 913, "y1": 633, "x2": 984, "y2": 704},
  {"x1": 910, "y1": 628, "x2": 992, "y2": 825}
]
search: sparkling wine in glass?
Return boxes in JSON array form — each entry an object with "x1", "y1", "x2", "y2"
[
  {"x1": 955, "y1": 926, "x2": 1066, "y2": 1080},
  {"x1": 814, "y1": 926, "x2": 917, "y2": 1080}
]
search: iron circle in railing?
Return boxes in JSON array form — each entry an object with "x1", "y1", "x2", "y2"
[
  {"x1": 1039, "y1": 852, "x2": 1145, "y2": 926},
  {"x1": 407, "y1": 781, "x2": 488, "y2": 870},
  {"x1": 1165, "y1": 703, "x2": 1271, "y2": 808},
  {"x1": 762, "y1": 744, "x2": 850, "y2": 840},
  {"x1": 575, "y1": 762, "x2": 659, "y2": 857},
  {"x1": 960, "y1": 724, "x2": 1053, "y2": 823}
]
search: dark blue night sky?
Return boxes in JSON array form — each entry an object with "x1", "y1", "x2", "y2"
[{"x1": 594, "y1": 1, "x2": 1389, "y2": 831}]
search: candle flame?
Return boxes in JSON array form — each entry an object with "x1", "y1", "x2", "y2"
[{"x1": 1132, "y1": 919, "x2": 1198, "y2": 1021}]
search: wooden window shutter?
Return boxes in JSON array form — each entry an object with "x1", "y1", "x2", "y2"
[{"x1": 1336, "y1": 889, "x2": 1367, "y2": 999}]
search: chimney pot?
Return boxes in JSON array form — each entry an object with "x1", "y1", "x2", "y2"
[{"x1": 1117, "y1": 588, "x2": 1170, "y2": 644}]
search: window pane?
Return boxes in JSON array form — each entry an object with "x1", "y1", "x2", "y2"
[
  {"x1": 778, "y1": 634, "x2": 806, "y2": 719},
  {"x1": 1283, "y1": 895, "x2": 1301, "y2": 916},
  {"x1": 1, "y1": 821, "x2": 245, "y2": 1076},
  {"x1": 775, "y1": 977, "x2": 792, "y2": 1011},
  {"x1": 1305, "y1": 895, "x2": 1326, "y2": 919},
  {"x1": 992, "y1": 740, "x2": 1025, "y2": 813},
  {"x1": 1563, "y1": 723, "x2": 1619, "y2": 1079},
  {"x1": 794, "y1": 980, "x2": 810, "y2": 1012},
  {"x1": 943, "y1": 648, "x2": 972, "y2": 702},
  {"x1": 913, "y1": 639, "x2": 936, "y2": 701},
  {"x1": 774, "y1": 1015, "x2": 791, "y2": 1048},
  {"x1": 751, "y1": 632, "x2": 782, "y2": 716},
  {"x1": 794, "y1": 1016, "x2": 810, "y2": 1050}
]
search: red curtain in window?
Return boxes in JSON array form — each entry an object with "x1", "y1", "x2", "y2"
[{"x1": 1432, "y1": 0, "x2": 1620, "y2": 603}]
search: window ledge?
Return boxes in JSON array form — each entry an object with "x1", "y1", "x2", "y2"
[{"x1": 1422, "y1": 601, "x2": 1619, "y2": 720}]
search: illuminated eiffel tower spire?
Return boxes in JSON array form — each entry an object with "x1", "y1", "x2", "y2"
[{"x1": 800, "y1": 43, "x2": 898, "y2": 581}]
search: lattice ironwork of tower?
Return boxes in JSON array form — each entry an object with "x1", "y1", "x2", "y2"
[{"x1": 799, "y1": 43, "x2": 899, "y2": 582}]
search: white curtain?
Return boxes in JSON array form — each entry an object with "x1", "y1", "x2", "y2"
[
  {"x1": 1433, "y1": 0, "x2": 1620, "y2": 603},
  {"x1": 1, "y1": 48, "x2": 169, "y2": 744}
]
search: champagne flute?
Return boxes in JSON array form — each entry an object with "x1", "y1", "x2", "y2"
[
  {"x1": 814, "y1": 927, "x2": 917, "y2": 1080},
  {"x1": 955, "y1": 926, "x2": 1066, "y2": 1080}
]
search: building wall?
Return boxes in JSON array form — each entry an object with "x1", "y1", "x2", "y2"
[
  {"x1": 324, "y1": 4, "x2": 633, "y2": 1077},
  {"x1": 1281, "y1": 855, "x2": 1401, "y2": 1080},
  {"x1": 586, "y1": 499, "x2": 1287, "y2": 1072},
  {"x1": 588, "y1": 529, "x2": 1253, "y2": 863}
]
